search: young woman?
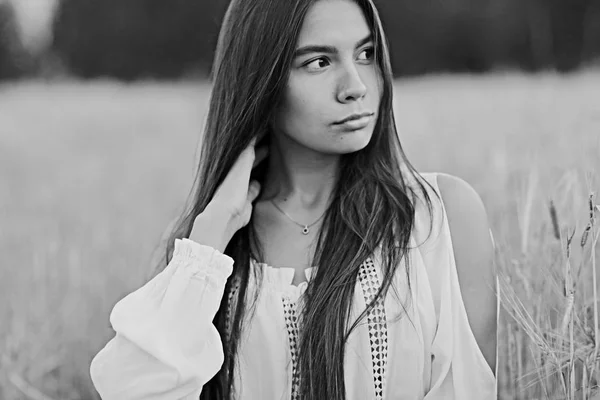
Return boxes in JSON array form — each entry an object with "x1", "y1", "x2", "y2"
[{"x1": 90, "y1": 0, "x2": 498, "y2": 399}]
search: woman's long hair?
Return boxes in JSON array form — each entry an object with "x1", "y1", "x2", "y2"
[{"x1": 160, "y1": 0, "x2": 437, "y2": 398}]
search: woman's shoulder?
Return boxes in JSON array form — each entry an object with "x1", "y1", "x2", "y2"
[
  {"x1": 407, "y1": 171, "x2": 492, "y2": 254},
  {"x1": 416, "y1": 172, "x2": 498, "y2": 373},
  {"x1": 433, "y1": 173, "x2": 493, "y2": 263}
]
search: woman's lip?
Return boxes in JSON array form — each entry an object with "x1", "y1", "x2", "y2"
[
  {"x1": 334, "y1": 112, "x2": 374, "y2": 125},
  {"x1": 334, "y1": 114, "x2": 373, "y2": 130}
]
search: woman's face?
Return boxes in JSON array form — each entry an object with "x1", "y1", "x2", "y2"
[{"x1": 271, "y1": 0, "x2": 382, "y2": 155}]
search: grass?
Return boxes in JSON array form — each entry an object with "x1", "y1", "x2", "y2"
[{"x1": 0, "y1": 69, "x2": 599, "y2": 399}]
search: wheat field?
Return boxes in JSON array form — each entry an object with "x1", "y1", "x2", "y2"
[{"x1": 0, "y1": 70, "x2": 599, "y2": 399}]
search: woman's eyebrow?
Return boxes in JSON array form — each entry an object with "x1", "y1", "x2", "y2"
[{"x1": 293, "y1": 34, "x2": 373, "y2": 58}]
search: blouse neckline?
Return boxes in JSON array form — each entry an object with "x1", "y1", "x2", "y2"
[{"x1": 250, "y1": 258, "x2": 317, "y2": 297}]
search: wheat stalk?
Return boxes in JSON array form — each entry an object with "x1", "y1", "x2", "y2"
[{"x1": 7, "y1": 373, "x2": 56, "y2": 400}]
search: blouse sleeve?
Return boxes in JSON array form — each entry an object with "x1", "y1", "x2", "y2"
[
  {"x1": 89, "y1": 238, "x2": 234, "y2": 400},
  {"x1": 421, "y1": 173, "x2": 498, "y2": 399}
]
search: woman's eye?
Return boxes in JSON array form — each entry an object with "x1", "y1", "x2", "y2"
[
  {"x1": 305, "y1": 57, "x2": 330, "y2": 71},
  {"x1": 358, "y1": 47, "x2": 375, "y2": 61}
]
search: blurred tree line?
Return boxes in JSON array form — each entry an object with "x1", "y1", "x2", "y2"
[
  {"x1": 1, "y1": 0, "x2": 599, "y2": 81},
  {"x1": 0, "y1": 1, "x2": 25, "y2": 79},
  {"x1": 50, "y1": 0, "x2": 228, "y2": 79}
]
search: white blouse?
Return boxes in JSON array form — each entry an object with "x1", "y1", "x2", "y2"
[{"x1": 90, "y1": 172, "x2": 498, "y2": 399}]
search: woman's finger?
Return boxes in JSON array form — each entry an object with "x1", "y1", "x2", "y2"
[
  {"x1": 248, "y1": 180, "x2": 261, "y2": 202},
  {"x1": 228, "y1": 140, "x2": 259, "y2": 181}
]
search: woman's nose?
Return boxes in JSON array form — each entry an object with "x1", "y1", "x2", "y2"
[{"x1": 336, "y1": 66, "x2": 367, "y2": 103}]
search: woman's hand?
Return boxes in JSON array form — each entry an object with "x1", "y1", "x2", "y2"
[{"x1": 189, "y1": 138, "x2": 268, "y2": 252}]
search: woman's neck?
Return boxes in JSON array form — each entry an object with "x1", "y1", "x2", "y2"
[{"x1": 259, "y1": 135, "x2": 339, "y2": 213}]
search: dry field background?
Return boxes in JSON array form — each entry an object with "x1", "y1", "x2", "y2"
[{"x1": 0, "y1": 70, "x2": 599, "y2": 399}]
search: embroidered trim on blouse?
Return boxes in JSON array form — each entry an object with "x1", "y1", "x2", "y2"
[
  {"x1": 282, "y1": 296, "x2": 301, "y2": 400},
  {"x1": 234, "y1": 258, "x2": 388, "y2": 399},
  {"x1": 225, "y1": 275, "x2": 241, "y2": 342},
  {"x1": 358, "y1": 257, "x2": 389, "y2": 400}
]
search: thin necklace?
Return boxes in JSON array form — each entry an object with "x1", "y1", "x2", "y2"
[{"x1": 270, "y1": 199, "x2": 326, "y2": 235}]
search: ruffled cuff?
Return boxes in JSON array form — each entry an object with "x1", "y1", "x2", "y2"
[
  {"x1": 104, "y1": 238, "x2": 235, "y2": 386},
  {"x1": 171, "y1": 238, "x2": 234, "y2": 281}
]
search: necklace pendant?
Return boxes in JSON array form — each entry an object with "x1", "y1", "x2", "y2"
[{"x1": 302, "y1": 226, "x2": 309, "y2": 235}]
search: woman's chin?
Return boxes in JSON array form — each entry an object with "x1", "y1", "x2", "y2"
[{"x1": 331, "y1": 128, "x2": 373, "y2": 153}]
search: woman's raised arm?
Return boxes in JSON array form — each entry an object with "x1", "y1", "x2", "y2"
[
  {"x1": 90, "y1": 139, "x2": 267, "y2": 398},
  {"x1": 89, "y1": 238, "x2": 234, "y2": 399}
]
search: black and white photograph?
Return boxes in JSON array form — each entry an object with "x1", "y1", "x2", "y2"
[{"x1": 1, "y1": 0, "x2": 599, "y2": 399}]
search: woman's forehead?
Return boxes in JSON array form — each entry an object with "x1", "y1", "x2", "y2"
[{"x1": 296, "y1": 0, "x2": 371, "y2": 48}]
